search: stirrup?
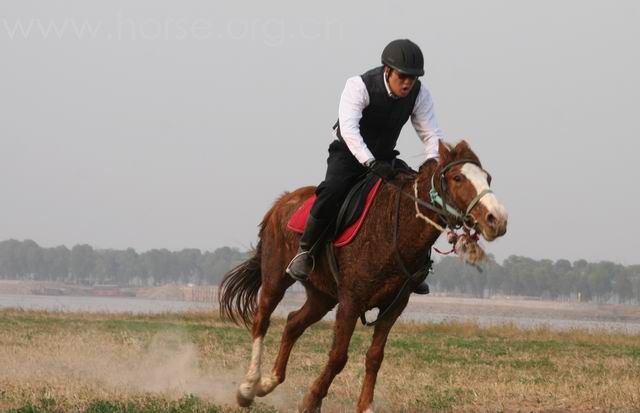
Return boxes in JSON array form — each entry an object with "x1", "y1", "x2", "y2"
[{"x1": 286, "y1": 250, "x2": 316, "y2": 281}]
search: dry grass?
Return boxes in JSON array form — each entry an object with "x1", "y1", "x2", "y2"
[{"x1": 0, "y1": 309, "x2": 639, "y2": 412}]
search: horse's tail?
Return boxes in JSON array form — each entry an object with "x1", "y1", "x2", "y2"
[{"x1": 218, "y1": 241, "x2": 263, "y2": 328}]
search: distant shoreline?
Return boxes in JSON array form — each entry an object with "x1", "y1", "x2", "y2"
[{"x1": 2, "y1": 281, "x2": 640, "y2": 334}]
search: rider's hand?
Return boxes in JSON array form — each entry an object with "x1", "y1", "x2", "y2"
[{"x1": 367, "y1": 160, "x2": 396, "y2": 180}]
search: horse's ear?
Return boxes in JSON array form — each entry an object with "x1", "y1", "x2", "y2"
[
  {"x1": 455, "y1": 140, "x2": 470, "y2": 152},
  {"x1": 453, "y1": 139, "x2": 480, "y2": 164},
  {"x1": 438, "y1": 140, "x2": 451, "y2": 161}
]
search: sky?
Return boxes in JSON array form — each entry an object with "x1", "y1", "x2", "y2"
[{"x1": 1, "y1": 1, "x2": 639, "y2": 264}]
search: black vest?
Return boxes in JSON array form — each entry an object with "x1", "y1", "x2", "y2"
[{"x1": 334, "y1": 66, "x2": 421, "y2": 160}]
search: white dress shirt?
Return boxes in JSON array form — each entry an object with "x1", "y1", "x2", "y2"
[{"x1": 332, "y1": 72, "x2": 443, "y2": 164}]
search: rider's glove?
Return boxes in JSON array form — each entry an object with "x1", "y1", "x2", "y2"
[{"x1": 366, "y1": 159, "x2": 396, "y2": 180}]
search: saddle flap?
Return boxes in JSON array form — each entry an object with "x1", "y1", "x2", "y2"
[
  {"x1": 287, "y1": 177, "x2": 383, "y2": 248},
  {"x1": 333, "y1": 172, "x2": 380, "y2": 238}
]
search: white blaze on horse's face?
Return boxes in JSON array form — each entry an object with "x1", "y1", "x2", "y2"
[{"x1": 460, "y1": 163, "x2": 508, "y2": 241}]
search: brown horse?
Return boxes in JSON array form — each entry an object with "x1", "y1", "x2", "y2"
[{"x1": 219, "y1": 140, "x2": 507, "y2": 412}]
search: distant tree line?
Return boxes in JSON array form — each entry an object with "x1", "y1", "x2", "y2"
[
  {"x1": 432, "y1": 255, "x2": 640, "y2": 304},
  {"x1": 1, "y1": 239, "x2": 639, "y2": 303},
  {"x1": 0, "y1": 239, "x2": 247, "y2": 286}
]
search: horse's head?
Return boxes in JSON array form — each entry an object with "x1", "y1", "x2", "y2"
[{"x1": 430, "y1": 140, "x2": 508, "y2": 241}]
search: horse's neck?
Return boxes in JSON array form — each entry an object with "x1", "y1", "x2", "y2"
[
  {"x1": 391, "y1": 164, "x2": 443, "y2": 264},
  {"x1": 414, "y1": 161, "x2": 439, "y2": 217}
]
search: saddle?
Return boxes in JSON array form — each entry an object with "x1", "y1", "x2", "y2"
[{"x1": 287, "y1": 160, "x2": 415, "y2": 247}]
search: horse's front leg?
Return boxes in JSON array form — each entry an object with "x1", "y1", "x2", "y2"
[
  {"x1": 300, "y1": 298, "x2": 359, "y2": 412},
  {"x1": 256, "y1": 288, "x2": 336, "y2": 398},
  {"x1": 356, "y1": 294, "x2": 410, "y2": 413}
]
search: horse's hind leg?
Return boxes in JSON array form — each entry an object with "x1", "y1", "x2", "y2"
[
  {"x1": 237, "y1": 272, "x2": 293, "y2": 407},
  {"x1": 301, "y1": 298, "x2": 359, "y2": 412},
  {"x1": 255, "y1": 287, "x2": 337, "y2": 398},
  {"x1": 356, "y1": 294, "x2": 410, "y2": 413}
]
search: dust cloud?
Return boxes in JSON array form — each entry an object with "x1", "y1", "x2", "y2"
[{"x1": 0, "y1": 329, "x2": 296, "y2": 410}]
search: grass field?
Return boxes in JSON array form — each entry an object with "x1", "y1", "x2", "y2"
[{"x1": 0, "y1": 309, "x2": 639, "y2": 412}]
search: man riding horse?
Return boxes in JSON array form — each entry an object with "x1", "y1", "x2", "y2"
[
  {"x1": 286, "y1": 38, "x2": 443, "y2": 295},
  {"x1": 220, "y1": 39, "x2": 508, "y2": 412}
]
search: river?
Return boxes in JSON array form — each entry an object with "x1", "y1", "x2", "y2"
[{"x1": 2, "y1": 293, "x2": 640, "y2": 334}]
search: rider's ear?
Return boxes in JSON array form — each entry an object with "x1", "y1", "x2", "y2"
[{"x1": 438, "y1": 140, "x2": 451, "y2": 162}]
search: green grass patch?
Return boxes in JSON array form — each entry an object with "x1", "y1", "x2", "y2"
[
  {"x1": 4, "y1": 396, "x2": 281, "y2": 413},
  {"x1": 625, "y1": 346, "x2": 640, "y2": 360},
  {"x1": 415, "y1": 386, "x2": 468, "y2": 410},
  {"x1": 508, "y1": 357, "x2": 555, "y2": 370}
]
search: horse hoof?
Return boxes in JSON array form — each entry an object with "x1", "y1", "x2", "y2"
[
  {"x1": 236, "y1": 389, "x2": 254, "y2": 407},
  {"x1": 237, "y1": 382, "x2": 255, "y2": 407}
]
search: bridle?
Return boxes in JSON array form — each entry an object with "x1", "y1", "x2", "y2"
[
  {"x1": 428, "y1": 158, "x2": 493, "y2": 231},
  {"x1": 390, "y1": 158, "x2": 493, "y2": 232}
]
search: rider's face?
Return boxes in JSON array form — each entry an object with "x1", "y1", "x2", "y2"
[{"x1": 386, "y1": 68, "x2": 418, "y2": 98}]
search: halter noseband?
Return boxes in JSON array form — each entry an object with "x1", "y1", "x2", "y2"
[{"x1": 428, "y1": 159, "x2": 493, "y2": 229}]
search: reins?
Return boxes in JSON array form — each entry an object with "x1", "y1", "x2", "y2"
[
  {"x1": 385, "y1": 158, "x2": 492, "y2": 231},
  {"x1": 360, "y1": 180, "x2": 432, "y2": 326},
  {"x1": 327, "y1": 158, "x2": 492, "y2": 327},
  {"x1": 360, "y1": 158, "x2": 492, "y2": 326}
]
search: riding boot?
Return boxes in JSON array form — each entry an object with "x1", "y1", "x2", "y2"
[
  {"x1": 413, "y1": 281, "x2": 430, "y2": 295},
  {"x1": 286, "y1": 214, "x2": 330, "y2": 281}
]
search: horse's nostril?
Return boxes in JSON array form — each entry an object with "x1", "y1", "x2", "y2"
[{"x1": 486, "y1": 213, "x2": 496, "y2": 225}]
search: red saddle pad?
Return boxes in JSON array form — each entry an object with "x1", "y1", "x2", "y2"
[{"x1": 287, "y1": 179, "x2": 383, "y2": 247}]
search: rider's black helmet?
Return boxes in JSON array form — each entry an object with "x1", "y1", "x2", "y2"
[{"x1": 381, "y1": 39, "x2": 425, "y2": 77}]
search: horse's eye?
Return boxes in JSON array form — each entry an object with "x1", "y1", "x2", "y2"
[
  {"x1": 486, "y1": 174, "x2": 493, "y2": 185},
  {"x1": 453, "y1": 175, "x2": 462, "y2": 183}
]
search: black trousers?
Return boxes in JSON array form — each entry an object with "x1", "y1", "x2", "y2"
[{"x1": 309, "y1": 140, "x2": 369, "y2": 221}]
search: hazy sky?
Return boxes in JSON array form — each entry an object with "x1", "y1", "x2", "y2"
[{"x1": 1, "y1": 1, "x2": 638, "y2": 264}]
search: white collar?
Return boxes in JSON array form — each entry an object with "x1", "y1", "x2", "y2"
[{"x1": 382, "y1": 70, "x2": 400, "y2": 99}]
